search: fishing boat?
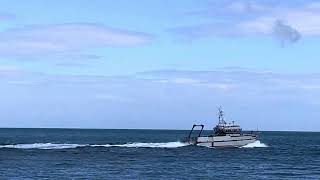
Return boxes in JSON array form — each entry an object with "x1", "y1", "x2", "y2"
[{"x1": 185, "y1": 107, "x2": 257, "y2": 147}]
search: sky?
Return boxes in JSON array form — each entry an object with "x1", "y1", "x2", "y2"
[{"x1": 0, "y1": 0, "x2": 320, "y2": 131}]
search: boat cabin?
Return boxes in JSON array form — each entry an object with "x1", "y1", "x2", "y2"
[{"x1": 214, "y1": 124, "x2": 242, "y2": 136}]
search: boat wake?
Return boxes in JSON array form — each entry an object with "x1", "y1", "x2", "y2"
[
  {"x1": 241, "y1": 140, "x2": 268, "y2": 148},
  {"x1": 0, "y1": 141, "x2": 267, "y2": 150},
  {"x1": 91, "y1": 142, "x2": 188, "y2": 148},
  {"x1": 0, "y1": 142, "x2": 189, "y2": 150},
  {"x1": 0, "y1": 143, "x2": 87, "y2": 149}
]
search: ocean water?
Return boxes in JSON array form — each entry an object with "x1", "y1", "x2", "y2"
[{"x1": 0, "y1": 129, "x2": 319, "y2": 179}]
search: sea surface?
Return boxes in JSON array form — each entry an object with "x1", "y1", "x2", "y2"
[{"x1": 0, "y1": 129, "x2": 319, "y2": 179}]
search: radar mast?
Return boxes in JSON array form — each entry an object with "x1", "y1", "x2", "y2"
[{"x1": 218, "y1": 106, "x2": 226, "y2": 125}]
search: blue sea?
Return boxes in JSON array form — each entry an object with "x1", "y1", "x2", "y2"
[{"x1": 0, "y1": 129, "x2": 319, "y2": 179}]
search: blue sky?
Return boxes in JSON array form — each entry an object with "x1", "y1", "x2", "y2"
[{"x1": 1, "y1": 0, "x2": 320, "y2": 131}]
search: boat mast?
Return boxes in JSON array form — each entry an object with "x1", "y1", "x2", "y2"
[{"x1": 218, "y1": 106, "x2": 226, "y2": 125}]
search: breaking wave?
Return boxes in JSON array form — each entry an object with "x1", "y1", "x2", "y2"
[
  {"x1": 241, "y1": 140, "x2": 268, "y2": 148},
  {"x1": 0, "y1": 142, "x2": 188, "y2": 150}
]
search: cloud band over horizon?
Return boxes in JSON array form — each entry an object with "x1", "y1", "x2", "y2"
[{"x1": 1, "y1": 67, "x2": 320, "y2": 130}]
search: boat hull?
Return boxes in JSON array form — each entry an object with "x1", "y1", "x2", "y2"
[{"x1": 190, "y1": 134, "x2": 257, "y2": 147}]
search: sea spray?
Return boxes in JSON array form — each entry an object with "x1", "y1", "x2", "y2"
[{"x1": 241, "y1": 140, "x2": 268, "y2": 148}]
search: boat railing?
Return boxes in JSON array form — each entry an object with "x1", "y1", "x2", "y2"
[{"x1": 187, "y1": 124, "x2": 204, "y2": 139}]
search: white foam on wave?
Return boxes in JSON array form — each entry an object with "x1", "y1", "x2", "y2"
[
  {"x1": 0, "y1": 143, "x2": 86, "y2": 149},
  {"x1": 0, "y1": 142, "x2": 188, "y2": 149},
  {"x1": 241, "y1": 140, "x2": 268, "y2": 148},
  {"x1": 92, "y1": 142, "x2": 188, "y2": 148}
]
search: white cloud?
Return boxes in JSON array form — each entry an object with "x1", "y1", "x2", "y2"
[
  {"x1": 152, "y1": 79, "x2": 170, "y2": 83},
  {"x1": 203, "y1": 83, "x2": 233, "y2": 90},
  {"x1": 0, "y1": 23, "x2": 152, "y2": 57},
  {"x1": 151, "y1": 78, "x2": 202, "y2": 85},
  {"x1": 300, "y1": 85, "x2": 320, "y2": 90},
  {"x1": 306, "y1": 2, "x2": 320, "y2": 9},
  {"x1": 138, "y1": 69, "x2": 320, "y2": 92},
  {"x1": 239, "y1": 6, "x2": 320, "y2": 36},
  {"x1": 0, "y1": 12, "x2": 15, "y2": 21},
  {"x1": 0, "y1": 65, "x2": 21, "y2": 76},
  {"x1": 95, "y1": 94, "x2": 133, "y2": 102},
  {"x1": 224, "y1": 1, "x2": 272, "y2": 15},
  {"x1": 7, "y1": 80, "x2": 36, "y2": 86},
  {"x1": 0, "y1": 65, "x2": 20, "y2": 71},
  {"x1": 172, "y1": 78, "x2": 201, "y2": 84},
  {"x1": 173, "y1": 1, "x2": 320, "y2": 42},
  {"x1": 151, "y1": 76, "x2": 234, "y2": 91}
]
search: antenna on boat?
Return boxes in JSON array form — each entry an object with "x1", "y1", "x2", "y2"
[{"x1": 217, "y1": 106, "x2": 226, "y2": 125}]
